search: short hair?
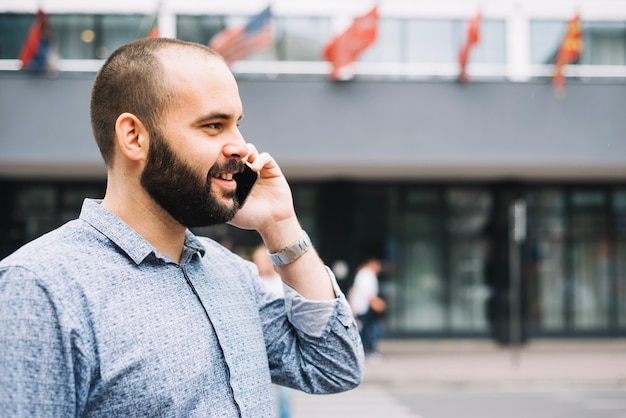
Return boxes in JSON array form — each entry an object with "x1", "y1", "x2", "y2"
[{"x1": 89, "y1": 37, "x2": 222, "y2": 167}]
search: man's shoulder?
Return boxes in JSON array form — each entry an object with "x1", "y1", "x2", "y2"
[{"x1": 0, "y1": 218, "x2": 101, "y2": 273}]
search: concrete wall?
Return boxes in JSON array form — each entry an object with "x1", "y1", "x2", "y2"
[{"x1": 1, "y1": 72, "x2": 625, "y2": 180}]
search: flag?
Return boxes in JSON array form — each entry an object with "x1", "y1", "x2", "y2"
[
  {"x1": 142, "y1": 12, "x2": 160, "y2": 38},
  {"x1": 458, "y1": 11, "x2": 482, "y2": 84},
  {"x1": 19, "y1": 9, "x2": 54, "y2": 71},
  {"x1": 553, "y1": 14, "x2": 583, "y2": 96},
  {"x1": 209, "y1": 6, "x2": 273, "y2": 66},
  {"x1": 323, "y1": 6, "x2": 379, "y2": 80}
]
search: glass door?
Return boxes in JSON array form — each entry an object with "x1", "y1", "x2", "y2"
[{"x1": 569, "y1": 189, "x2": 611, "y2": 330}]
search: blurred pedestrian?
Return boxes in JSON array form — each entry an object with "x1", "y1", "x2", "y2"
[{"x1": 348, "y1": 258, "x2": 386, "y2": 358}]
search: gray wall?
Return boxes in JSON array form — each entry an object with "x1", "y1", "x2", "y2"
[{"x1": 2, "y1": 72, "x2": 625, "y2": 180}]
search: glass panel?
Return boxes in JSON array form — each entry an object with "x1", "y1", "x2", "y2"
[
  {"x1": 446, "y1": 188, "x2": 491, "y2": 331},
  {"x1": 361, "y1": 18, "x2": 403, "y2": 62},
  {"x1": 583, "y1": 21, "x2": 626, "y2": 65},
  {"x1": 37, "y1": 14, "x2": 144, "y2": 60},
  {"x1": 177, "y1": 15, "x2": 226, "y2": 47},
  {"x1": 530, "y1": 20, "x2": 565, "y2": 65},
  {"x1": 469, "y1": 19, "x2": 506, "y2": 64},
  {"x1": 51, "y1": 14, "x2": 96, "y2": 59},
  {"x1": 405, "y1": 18, "x2": 505, "y2": 64},
  {"x1": 13, "y1": 185, "x2": 57, "y2": 243},
  {"x1": 100, "y1": 15, "x2": 146, "y2": 58},
  {"x1": 0, "y1": 14, "x2": 34, "y2": 59},
  {"x1": 526, "y1": 189, "x2": 566, "y2": 331},
  {"x1": 407, "y1": 19, "x2": 457, "y2": 63},
  {"x1": 532, "y1": 20, "x2": 626, "y2": 66},
  {"x1": 292, "y1": 185, "x2": 318, "y2": 241},
  {"x1": 405, "y1": 189, "x2": 439, "y2": 207},
  {"x1": 60, "y1": 186, "x2": 104, "y2": 223},
  {"x1": 614, "y1": 189, "x2": 626, "y2": 328},
  {"x1": 277, "y1": 16, "x2": 331, "y2": 61},
  {"x1": 570, "y1": 189, "x2": 609, "y2": 330},
  {"x1": 394, "y1": 210, "x2": 445, "y2": 332}
]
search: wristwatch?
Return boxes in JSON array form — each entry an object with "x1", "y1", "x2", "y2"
[{"x1": 268, "y1": 231, "x2": 312, "y2": 266}]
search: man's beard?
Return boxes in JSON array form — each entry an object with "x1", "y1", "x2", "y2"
[{"x1": 140, "y1": 131, "x2": 244, "y2": 228}]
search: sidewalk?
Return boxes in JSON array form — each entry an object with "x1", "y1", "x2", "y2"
[{"x1": 361, "y1": 338, "x2": 626, "y2": 391}]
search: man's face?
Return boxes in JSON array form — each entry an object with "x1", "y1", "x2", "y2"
[
  {"x1": 140, "y1": 127, "x2": 244, "y2": 228},
  {"x1": 139, "y1": 50, "x2": 248, "y2": 228}
]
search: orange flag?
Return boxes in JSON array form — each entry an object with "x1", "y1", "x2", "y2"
[
  {"x1": 553, "y1": 14, "x2": 583, "y2": 96},
  {"x1": 323, "y1": 6, "x2": 379, "y2": 80},
  {"x1": 141, "y1": 11, "x2": 160, "y2": 38},
  {"x1": 458, "y1": 12, "x2": 482, "y2": 84}
]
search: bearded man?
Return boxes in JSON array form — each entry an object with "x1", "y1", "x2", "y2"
[{"x1": 0, "y1": 37, "x2": 363, "y2": 417}]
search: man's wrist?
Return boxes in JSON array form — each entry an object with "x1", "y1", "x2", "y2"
[{"x1": 267, "y1": 231, "x2": 312, "y2": 266}]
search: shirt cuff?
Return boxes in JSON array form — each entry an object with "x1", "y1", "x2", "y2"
[{"x1": 283, "y1": 266, "x2": 351, "y2": 338}]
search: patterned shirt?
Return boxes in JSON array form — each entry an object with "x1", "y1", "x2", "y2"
[{"x1": 0, "y1": 199, "x2": 364, "y2": 417}]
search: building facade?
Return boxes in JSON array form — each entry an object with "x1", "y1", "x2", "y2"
[{"x1": 1, "y1": 0, "x2": 625, "y2": 342}]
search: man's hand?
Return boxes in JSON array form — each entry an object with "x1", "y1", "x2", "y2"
[{"x1": 228, "y1": 143, "x2": 296, "y2": 235}]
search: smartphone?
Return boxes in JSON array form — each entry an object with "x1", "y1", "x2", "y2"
[{"x1": 232, "y1": 163, "x2": 258, "y2": 207}]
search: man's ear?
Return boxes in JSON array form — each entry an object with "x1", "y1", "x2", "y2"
[{"x1": 114, "y1": 112, "x2": 150, "y2": 162}]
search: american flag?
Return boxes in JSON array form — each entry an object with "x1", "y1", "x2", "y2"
[{"x1": 209, "y1": 6, "x2": 273, "y2": 66}]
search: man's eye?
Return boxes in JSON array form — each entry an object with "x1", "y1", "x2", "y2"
[{"x1": 205, "y1": 123, "x2": 221, "y2": 130}]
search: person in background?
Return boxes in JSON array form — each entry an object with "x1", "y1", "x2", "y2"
[
  {"x1": 0, "y1": 37, "x2": 363, "y2": 417},
  {"x1": 253, "y1": 244, "x2": 293, "y2": 418},
  {"x1": 349, "y1": 258, "x2": 386, "y2": 358}
]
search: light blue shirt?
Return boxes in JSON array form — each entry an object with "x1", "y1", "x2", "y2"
[{"x1": 0, "y1": 199, "x2": 364, "y2": 417}]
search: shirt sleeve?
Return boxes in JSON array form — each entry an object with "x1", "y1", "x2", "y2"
[
  {"x1": 282, "y1": 267, "x2": 350, "y2": 337},
  {"x1": 257, "y1": 266, "x2": 364, "y2": 394},
  {"x1": 0, "y1": 267, "x2": 90, "y2": 417}
]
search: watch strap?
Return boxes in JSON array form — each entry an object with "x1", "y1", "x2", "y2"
[{"x1": 268, "y1": 231, "x2": 312, "y2": 266}]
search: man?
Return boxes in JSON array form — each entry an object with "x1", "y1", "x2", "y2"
[
  {"x1": 0, "y1": 38, "x2": 363, "y2": 417},
  {"x1": 348, "y1": 258, "x2": 386, "y2": 357}
]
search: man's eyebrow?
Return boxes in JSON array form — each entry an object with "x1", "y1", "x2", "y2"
[{"x1": 196, "y1": 112, "x2": 244, "y2": 124}]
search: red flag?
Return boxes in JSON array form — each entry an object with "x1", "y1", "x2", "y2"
[
  {"x1": 19, "y1": 9, "x2": 52, "y2": 71},
  {"x1": 553, "y1": 14, "x2": 583, "y2": 96},
  {"x1": 209, "y1": 6, "x2": 273, "y2": 66},
  {"x1": 458, "y1": 12, "x2": 482, "y2": 84},
  {"x1": 323, "y1": 6, "x2": 379, "y2": 80},
  {"x1": 143, "y1": 13, "x2": 160, "y2": 38}
]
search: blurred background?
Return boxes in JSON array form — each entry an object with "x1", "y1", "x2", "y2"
[{"x1": 1, "y1": 0, "x2": 625, "y2": 415}]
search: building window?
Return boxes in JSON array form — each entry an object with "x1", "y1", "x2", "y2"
[
  {"x1": 584, "y1": 21, "x2": 626, "y2": 65},
  {"x1": 531, "y1": 19, "x2": 626, "y2": 65},
  {"x1": 446, "y1": 188, "x2": 492, "y2": 332},
  {"x1": 361, "y1": 18, "x2": 506, "y2": 64},
  {"x1": 0, "y1": 13, "x2": 148, "y2": 60},
  {"x1": 275, "y1": 16, "x2": 331, "y2": 61},
  {"x1": 177, "y1": 15, "x2": 227, "y2": 51},
  {"x1": 526, "y1": 189, "x2": 566, "y2": 331},
  {"x1": 53, "y1": 14, "x2": 146, "y2": 60},
  {"x1": 0, "y1": 13, "x2": 34, "y2": 59}
]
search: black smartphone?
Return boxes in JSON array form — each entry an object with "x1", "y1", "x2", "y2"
[{"x1": 232, "y1": 163, "x2": 258, "y2": 207}]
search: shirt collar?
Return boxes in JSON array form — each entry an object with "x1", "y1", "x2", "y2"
[{"x1": 79, "y1": 199, "x2": 206, "y2": 265}]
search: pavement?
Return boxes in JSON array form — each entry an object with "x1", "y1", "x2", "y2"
[
  {"x1": 361, "y1": 338, "x2": 626, "y2": 391},
  {"x1": 288, "y1": 339, "x2": 626, "y2": 417}
]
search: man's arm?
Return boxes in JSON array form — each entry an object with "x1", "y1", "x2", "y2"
[
  {"x1": 229, "y1": 145, "x2": 336, "y2": 300},
  {"x1": 0, "y1": 267, "x2": 82, "y2": 417},
  {"x1": 253, "y1": 266, "x2": 364, "y2": 393}
]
